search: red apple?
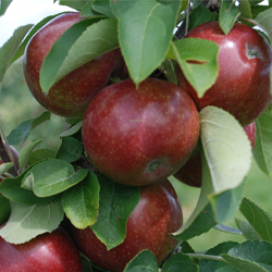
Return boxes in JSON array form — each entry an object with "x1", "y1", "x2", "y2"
[
  {"x1": 174, "y1": 122, "x2": 256, "y2": 187},
  {"x1": 176, "y1": 21, "x2": 272, "y2": 126},
  {"x1": 70, "y1": 179, "x2": 183, "y2": 272},
  {"x1": 23, "y1": 12, "x2": 121, "y2": 118},
  {"x1": 82, "y1": 78, "x2": 200, "y2": 186},
  {"x1": 0, "y1": 227, "x2": 82, "y2": 272}
]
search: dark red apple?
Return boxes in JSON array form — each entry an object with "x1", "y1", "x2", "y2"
[
  {"x1": 0, "y1": 227, "x2": 82, "y2": 272},
  {"x1": 176, "y1": 21, "x2": 272, "y2": 126},
  {"x1": 23, "y1": 12, "x2": 121, "y2": 118},
  {"x1": 174, "y1": 122, "x2": 256, "y2": 187},
  {"x1": 70, "y1": 179, "x2": 183, "y2": 272},
  {"x1": 82, "y1": 78, "x2": 200, "y2": 186}
]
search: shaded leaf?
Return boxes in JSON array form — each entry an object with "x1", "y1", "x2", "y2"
[
  {"x1": 174, "y1": 203, "x2": 216, "y2": 240},
  {"x1": 189, "y1": 5, "x2": 212, "y2": 30},
  {"x1": 162, "y1": 253, "x2": 198, "y2": 272},
  {"x1": 12, "y1": 13, "x2": 66, "y2": 63},
  {"x1": 59, "y1": 0, "x2": 88, "y2": 11},
  {"x1": 219, "y1": 0, "x2": 241, "y2": 35},
  {"x1": 92, "y1": 0, "x2": 115, "y2": 17},
  {"x1": 235, "y1": 218, "x2": 261, "y2": 241},
  {"x1": 62, "y1": 171, "x2": 100, "y2": 229},
  {"x1": 0, "y1": 0, "x2": 12, "y2": 16},
  {"x1": 199, "y1": 242, "x2": 240, "y2": 272},
  {"x1": 0, "y1": 200, "x2": 64, "y2": 244},
  {"x1": 238, "y1": 0, "x2": 252, "y2": 18},
  {"x1": 91, "y1": 174, "x2": 140, "y2": 250},
  {"x1": 111, "y1": 0, "x2": 180, "y2": 85},
  {"x1": 56, "y1": 137, "x2": 83, "y2": 163},
  {"x1": 239, "y1": 197, "x2": 272, "y2": 243},
  {"x1": 222, "y1": 241, "x2": 272, "y2": 272},
  {"x1": 0, "y1": 195, "x2": 11, "y2": 225},
  {"x1": 27, "y1": 148, "x2": 56, "y2": 166},
  {"x1": 19, "y1": 138, "x2": 43, "y2": 171},
  {"x1": 254, "y1": 109, "x2": 272, "y2": 178},
  {"x1": 0, "y1": 162, "x2": 14, "y2": 177},
  {"x1": 7, "y1": 111, "x2": 50, "y2": 146},
  {"x1": 60, "y1": 121, "x2": 83, "y2": 137},
  {"x1": 255, "y1": 7, "x2": 272, "y2": 42},
  {"x1": 124, "y1": 250, "x2": 159, "y2": 272},
  {"x1": 40, "y1": 18, "x2": 118, "y2": 94},
  {"x1": 0, "y1": 24, "x2": 33, "y2": 88},
  {"x1": 170, "y1": 38, "x2": 219, "y2": 97},
  {"x1": 23, "y1": 159, "x2": 88, "y2": 197}
]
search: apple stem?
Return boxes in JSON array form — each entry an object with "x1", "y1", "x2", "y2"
[{"x1": 185, "y1": 253, "x2": 227, "y2": 262}]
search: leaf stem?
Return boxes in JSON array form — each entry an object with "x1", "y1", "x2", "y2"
[
  {"x1": 185, "y1": 253, "x2": 227, "y2": 262},
  {"x1": 185, "y1": 0, "x2": 190, "y2": 35}
]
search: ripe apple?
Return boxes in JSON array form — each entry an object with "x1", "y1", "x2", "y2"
[
  {"x1": 82, "y1": 78, "x2": 200, "y2": 186},
  {"x1": 174, "y1": 122, "x2": 256, "y2": 187},
  {"x1": 70, "y1": 179, "x2": 183, "y2": 272},
  {"x1": 176, "y1": 21, "x2": 272, "y2": 126},
  {"x1": 0, "y1": 227, "x2": 82, "y2": 272},
  {"x1": 23, "y1": 12, "x2": 121, "y2": 118}
]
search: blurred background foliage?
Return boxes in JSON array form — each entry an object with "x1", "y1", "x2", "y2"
[{"x1": 1, "y1": 58, "x2": 271, "y2": 253}]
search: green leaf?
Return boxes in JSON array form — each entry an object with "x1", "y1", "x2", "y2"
[
  {"x1": 174, "y1": 107, "x2": 252, "y2": 235},
  {"x1": 0, "y1": 0, "x2": 12, "y2": 16},
  {"x1": 170, "y1": 38, "x2": 219, "y2": 97},
  {"x1": 174, "y1": 203, "x2": 216, "y2": 240},
  {"x1": 19, "y1": 138, "x2": 43, "y2": 171},
  {"x1": 0, "y1": 195, "x2": 11, "y2": 225},
  {"x1": 7, "y1": 111, "x2": 51, "y2": 146},
  {"x1": 111, "y1": 0, "x2": 180, "y2": 85},
  {"x1": 60, "y1": 121, "x2": 83, "y2": 137},
  {"x1": 222, "y1": 241, "x2": 272, "y2": 272},
  {"x1": 219, "y1": 0, "x2": 241, "y2": 35},
  {"x1": 81, "y1": 1, "x2": 106, "y2": 17},
  {"x1": 56, "y1": 137, "x2": 83, "y2": 163},
  {"x1": 189, "y1": 5, "x2": 212, "y2": 30},
  {"x1": 238, "y1": 0, "x2": 252, "y2": 18},
  {"x1": 23, "y1": 159, "x2": 88, "y2": 197},
  {"x1": 200, "y1": 107, "x2": 251, "y2": 192},
  {"x1": 92, "y1": 0, "x2": 115, "y2": 17},
  {"x1": 0, "y1": 200, "x2": 64, "y2": 244},
  {"x1": 40, "y1": 18, "x2": 118, "y2": 94},
  {"x1": 59, "y1": 0, "x2": 88, "y2": 11},
  {"x1": 0, "y1": 162, "x2": 14, "y2": 177},
  {"x1": 213, "y1": 224, "x2": 242, "y2": 235},
  {"x1": 162, "y1": 253, "x2": 198, "y2": 272},
  {"x1": 91, "y1": 174, "x2": 140, "y2": 250},
  {"x1": 209, "y1": 180, "x2": 245, "y2": 223},
  {"x1": 27, "y1": 148, "x2": 56, "y2": 166},
  {"x1": 12, "y1": 14, "x2": 66, "y2": 63},
  {"x1": 239, "y1": 197, "x2": 272, "y2": 243},
  {"x1": 0, "y1": 24, "x2": 33, "y2": 89},
  {"x1": 255, "y1": 7, "x2": 272, "y2": 43},
  {"x1": 0, "y1": 171, "x2": 60, "y2": 205},
  {"x1": 235, "y1": 218, "x2": 262, "y2": 241},
  {"x1": 124, "y1": 250, "x2": 159, "y2": 272},
  {"x1": 199, "y1": 242, "x2": 240, "y2": 272},
  {"x1": 254, "y1": 109, "x2": 272, "y2": 178},
  {"x1": 62, "y1": 171, "x2": 100, "y2": 229}
]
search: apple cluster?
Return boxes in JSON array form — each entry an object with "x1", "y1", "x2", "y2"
[{"x1": 1, "y1": 10, "x2": 271, "y2": 272}]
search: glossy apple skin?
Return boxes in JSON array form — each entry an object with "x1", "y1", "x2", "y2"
[
  {"x1": 174, "y1": 122, "x2": 256, "y2": 187},
  {"x1": 176, "y1": 21, "x2": 272, "y2": 126},
  {"x1": 24, "y1": 12, "x2": 121, "y2": 118},
  {"x1": 0, "y1": 227, "x2": 82, "y2": 272},
  {"x1": 71, "y1": 179, "x2": 183, "y2": 272},
  {"x1": 82, "y1": 78, "x2": 200, "y2": 186}
]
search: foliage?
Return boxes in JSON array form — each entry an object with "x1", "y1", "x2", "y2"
[{"x1": 1, "y1": 0, "x2": 272, "y2": 271}]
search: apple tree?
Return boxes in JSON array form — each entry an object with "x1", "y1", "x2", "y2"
[{"x1": 1, "y1": 0, "x2": 272, "y2": 271}]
